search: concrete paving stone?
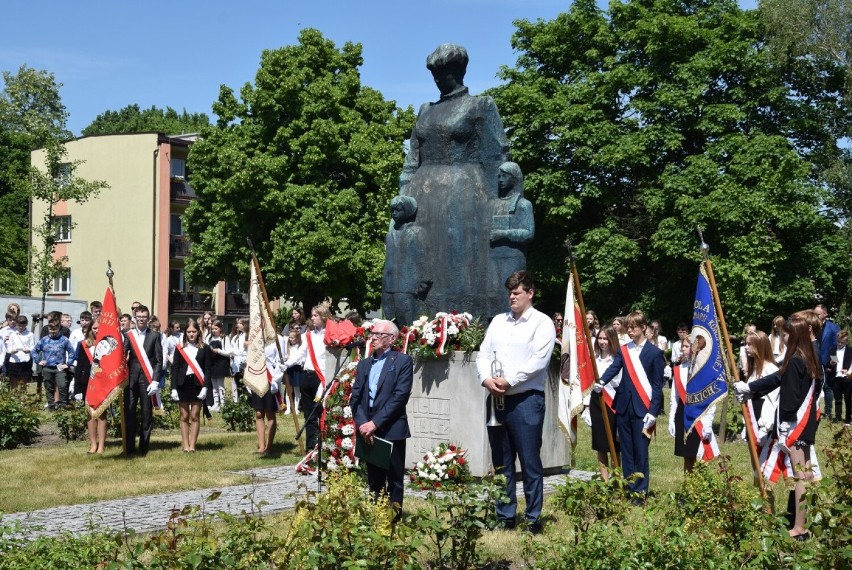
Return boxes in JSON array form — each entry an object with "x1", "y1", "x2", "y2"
[{"x1": 2, "y1": 465, "x2": 595, "y2": 540}]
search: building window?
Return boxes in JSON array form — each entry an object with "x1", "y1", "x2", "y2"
[
  {"x1": 171, "y1": 159, "x2": 186, "y2": 180},
  {"x1": 52, "y1": 269, "x2": 71, "y2": 294},
  {"x1": 170, "y1": 213, "x2": 183, "y2": 235},
  {"x1": 54, "y1": 163, "x2": 72, "y2": 187},
  {"x1": 54, "y1": 216, "x2": 72, "y2": 242}
]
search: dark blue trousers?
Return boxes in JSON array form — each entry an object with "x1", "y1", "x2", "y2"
[
  {"x1": 487, "y1": 390, "x2": 545, "y2": 524},
  {"x1": 616, "y1": 410, "x2": 650, "y2": 494}
]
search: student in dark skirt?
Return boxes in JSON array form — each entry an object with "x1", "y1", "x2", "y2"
[
  {"x1": 668, "y1": 335, "x2": 718, "y2": 473},
  {"x1": 207, "y1": 319, "x2": 231, "y2": 412},
  {"x1": 284, "y1": 327, "x2": 303, "y2": 409},
  {"x1": 74, "y1": 320, "x2": 108, "y2": 454},
  {"x1": 582, "y1": 326, "x2": 620, "y2": 481},
  {"x1": 170, "y1": 318, "x2": 212, "y2": 452}
]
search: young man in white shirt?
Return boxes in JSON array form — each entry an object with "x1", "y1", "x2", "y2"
[{"x1": 477, "y1": 271, "x2": 556, "y2": 534}]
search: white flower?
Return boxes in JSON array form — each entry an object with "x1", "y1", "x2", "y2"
[
  {"x1": 327, "y1": 459, "x2": 338, "y2": 470},
  {"x1": 342, "y1": 424, "x2": 354, "y2": 436},
  {"x1": 341, "y1": 456, "x2": 353, "y2": 468},
  {"x1": 341, "y1": 437, "x2": 354, "y2": 450},
  {"x1": 419, "y1": 316, "x2": 429, "y2": 324},
  {"x1": 417, "y1": 462, "x2": 424, "y2": 469},
  {"x1": 342, "y1": 407, "x2": 352, "y2": 419},
  {"x1": 428, "y1": 473, "x2": 437, "y2": 481},
  {"x1": 447, "y1": 324, "x2": 459, "y2": 335}
]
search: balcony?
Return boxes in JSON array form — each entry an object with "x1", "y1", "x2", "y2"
[
  {"x1": 169, "y1": 290, "x2": 212, "y2": 313},
  {"x1": 170, "y1": 235, "x2": 190, "y2": 258},
  {"x1": 225, "y1": 292, "x2": 249, "y2": 315}
]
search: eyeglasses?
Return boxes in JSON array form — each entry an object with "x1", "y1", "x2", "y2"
[{"x1": 372, "y1": 332, "x2": 395, "y2": 338}]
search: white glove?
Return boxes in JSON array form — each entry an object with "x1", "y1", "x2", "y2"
[
  {"x1": 74, "y1": 393, "x2": 83, "y2": 402},
  {"x1": 592, "y1": 381, "x2": 604, "y2": 393},
  {"x1": 668, "y1": 420, "x2": 676, "y2": 438},
  {"x1": 68, "y1": 380, "x2": 75, "y2": 397},
  {"x1": 778, "y1": 421, "x2": 790, "y2": 439},
  {"x1": 756, "y1": 428, "x2": 769, "y2": 446},
  {"x1": 663, "y1": 365, "x2": 672, "y2": 379},
  {"x1": 733, "y1": 381, "x2": 751, "y2": 396},
  {"x1": 171, "y1": 389, "x2": 179, "y2": 401},
  {"x1": 198, "y1": 387, "x2": 208, "y2": 401},
  {"x1": 581, "y1": 407, "x2": 591, "y2": 427},
  {"x1": 643, "y1": 413, "x2": 656, "y2": 430},
  {"x1": 270, "y1": 381, "x2": 279, "y2": 395},
  {"x1": 146, "y1": 382, "x2": 160, "y2": 396},
  {"x1": 702, "y1": 423, "x2": 713, "y2": 441}
]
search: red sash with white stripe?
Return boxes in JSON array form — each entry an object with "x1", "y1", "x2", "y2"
[
  {"x1": 436, "y1": 315, "x2": 449, "y2": 356},
  {"x1": 79, "y1": 343, "x2": 95, "y2": 364},
  {"x1": 175, "y1": 344, "x2": 205, "y2": 386},
  {"x1": 762, "y1": 380, "x2": 817, "y2": 483},
  {"x1": 620, "y1": 344, "x2": 652, "y2": 410}
]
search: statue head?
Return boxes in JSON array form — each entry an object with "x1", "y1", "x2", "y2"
[
  {"x1": 497, "y1": 161, "x2": 523, "y2": 197},
  {"x1": 390, "y1": 195, "x2": 418, "y2": 225},
  {"x1": 427, "y1": 44, "x2": 468, "y2": 95}
]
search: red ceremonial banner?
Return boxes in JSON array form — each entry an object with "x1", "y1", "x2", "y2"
[{"x1": 85, "y1": 288, "x2": 129, "y2": 418}]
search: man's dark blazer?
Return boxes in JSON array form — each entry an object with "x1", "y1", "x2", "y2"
[
  {"x1": 125, "y1": 329, "x2": 163, "y2": 384},
  {"x1": 821, "y1": 320, "x2": 840, "y2": 367},
  {"x1": 350, "y1": 349, "x2": 414, "y2": 440},
  {"x1": 599, "y1": 342, "x2": 665, "y2": 418}
]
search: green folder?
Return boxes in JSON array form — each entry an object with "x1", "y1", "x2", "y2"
[{"x1": 355, "y1": 433, "x2": 393, "y2": 469}]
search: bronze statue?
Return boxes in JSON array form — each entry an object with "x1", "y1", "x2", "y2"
[{"x1": 383, "y1": 44, "x2": 531, "y2": 326}]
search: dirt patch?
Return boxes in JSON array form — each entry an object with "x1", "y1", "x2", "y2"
[{"x1": 26, "y1": 420, "x2": 64, "y2": 448}]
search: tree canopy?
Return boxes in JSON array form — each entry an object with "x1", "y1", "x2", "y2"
[
  {"x1": 0, "y1": 66, "x2": 72, "y2": 294},
  {"x1": 184, "y1": 28, "x2": 415, "y2": 312},
  {"x1": 489, "y1": 0, "x2": 850, "y2": 330},
  {"x1": 81, "y1": 104, "x2": 210, "y2": 137}
]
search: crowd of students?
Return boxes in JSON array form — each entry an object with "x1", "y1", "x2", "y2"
[{"x1": 563, "y1": 305, "x2": 842, "y2": 542}]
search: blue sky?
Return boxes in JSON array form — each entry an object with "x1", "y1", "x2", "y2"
[{"x1": 2, "y1": 0, "x2": 758, "y2": 136}]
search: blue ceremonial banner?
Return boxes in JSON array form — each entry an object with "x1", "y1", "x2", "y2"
[{"x1": 685, "y1": 264, "x2": 728, "y2": 437}]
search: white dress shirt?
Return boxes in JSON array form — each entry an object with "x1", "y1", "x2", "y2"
[
  {"x1": 284, "y1": 328, "x2": 325, "y2": 373},
  {"x1": 476, "y1": 306, "x2": 556, "y2": 395}
]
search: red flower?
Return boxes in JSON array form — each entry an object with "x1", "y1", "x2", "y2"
[
  {"x1": 332, "y1": 449, "x2": 340, "y2": 458},
  {"x1": 458, "y1": 457, "x2": 466, "y2": 465},
  {"x1": 451, "y1": 310, "x2": 458, "y2": 315},
  {"x1": 401, "y1": 326, "x2": 409, "y2": 334},
  {"x1": 448, "y1": 469, "x2": 456, "y2": 477},
  {"x1": 410, "y1": 473, "x2": 415, "y2": 481},
  {"x1": 448, "y1": 444, "x2": 456, "y2": 452},
  {"x1": 420, "y1": 339, "x2": 427, "y2": 346},
  {"x1": 434, "y1": 481, "x2": 441, "y2": 488},
  {"x1": 356, "y1": 327, "x2": 365, "y2": 335}
]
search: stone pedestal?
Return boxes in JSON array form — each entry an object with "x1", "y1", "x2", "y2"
[{"x1": 324, "y1": 348, "x2": 570, "y2": 477}]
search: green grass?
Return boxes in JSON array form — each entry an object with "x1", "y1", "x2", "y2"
[{"x1": 0, "y1": 410, "x2": 306, "y2": 513}]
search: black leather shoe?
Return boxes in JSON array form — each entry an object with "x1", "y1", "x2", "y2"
[
  {"x1": 525, "y1": 522, "x2": 543, "y2": 535},
  {"x1": 488, "y1": 519, "x2": 515, "y2": 531},
  {"x1": 793, "y1": 532, "x2": 811, "y2": 542}
]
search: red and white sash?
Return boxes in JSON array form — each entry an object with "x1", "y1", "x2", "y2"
[
  {"x1": 673, "y1": 365, "x2": 719, "y2": 460},
  {"x1": 762, "y1": 380, "x2": 819, "y2": 483},
  {"x1": 127, "y1": 329, "x2": 160, "y2": 407},
  {"x1": 436, "y1": 315, "x2": 449, "y2": 356},
  {"x1": 620, "y1": 344, "x2": 652, "y2": 410},
  {"x1": 175, "y1": 344, "x2": 205, "y2": 385},
  {"x1": 79, "y1": 342, "x2": 95, "y2": 364},
  {"x1": 306, "y1": 330, "x2": 326, "y2": 387},
  {"x1": 127, "y1": 330, "x2": 155, "y2": 384}
]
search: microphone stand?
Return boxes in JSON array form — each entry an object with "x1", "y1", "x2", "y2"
[{"x1": 295, "y1": 347, "x2": 354, "y2": 493}]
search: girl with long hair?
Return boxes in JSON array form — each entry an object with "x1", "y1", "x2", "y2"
[
  {"x1": 769, "y1": 315, "x2": 788, "y2": 365},
  {"x1": 228, "y1": 318, "x2": 248, "y2": 403},
  {"x1": 744, "y1": 331, "x2": 780, "y2": 448},
  {"x1": 207, "y1": 319, "x2": 230, "y2": 411},
  {"x1": 170, "y1": 318, "x2": 212, "y2": 452},
  {"x1": 75, "y1": 320, "x2": 107, "y2": 453},
  {"x1": 582, "y1": 326, "x2": 620, "y2": 480}
]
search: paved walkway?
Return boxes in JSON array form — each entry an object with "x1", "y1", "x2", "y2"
[{"x1": 2, "y1": 465, "x2": 595, "y2": 540}]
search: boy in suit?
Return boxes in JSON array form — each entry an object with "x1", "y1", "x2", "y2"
[
  {"x1": 351, "y1": 319, "x2": 414, "y2": 517},
  {"x1": 123, "y1": 305, "x2": 163, "y2": 455},
  {"x1": 596, "y1": 310, "x2": 664, "y2": 503}
]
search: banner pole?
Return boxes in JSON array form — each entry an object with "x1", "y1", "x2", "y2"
[
  {"x1": 565, "y1": 240, "x2": 619, "y2": 468},
  {"x1": 698, "y1": 240, "x2": 766, "y2": 499},
  {"x1": 106, "y1": 261, "x2": 128, "y2": 456},
  {"x1": 247, "y1": 241, "x2": 305, "y2": 454}
]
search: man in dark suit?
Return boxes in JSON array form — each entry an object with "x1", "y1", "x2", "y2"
[
  {"x1": 596, "y1": 310, "x2": 664, "y2": 503},
  {"x1": 815, "y1": 304, "x2": 839, "y2": 420},
  {"x1": 123, "y1": 305, "x2": 163, "y2": 455},
  {"x1": 829, "y1": 329, "x2": 852, "y2": 425},
  {"x1": 350, "y1": 319, "x2": 414, "y2": 515}
]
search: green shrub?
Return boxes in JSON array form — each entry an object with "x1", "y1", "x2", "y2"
[
  {"x1": 807, "y1": 426, "x2": 852, "y2": 569},
  {"x1": 221, "y1": 392, "x2": 254, "y2": 432},
  {"x1": 55, "y1": 404, "x2": 88, "y2": 442},
  {"x1": 151, "y1": 394, "x2": 180, "y2": 431},
  {"x1": 413, "y1": 474, "x2": 507, "y2": 569},
  {"x1": 549, "y1": 472, "x2": 631, "y2": 541},
  {"x1": 0, "y1": 385, "x2": 40, "y2": 449},
  {"x1": 283, "y1": 470, "x2": 421, "y2": 569}
]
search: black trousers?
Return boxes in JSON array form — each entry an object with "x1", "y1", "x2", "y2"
[
  {"x1": 300, "y1": 371, "x2": 321, "y2": 450},
  {"x1": 835, "y1": 378, "x2": 852, "y2": 423},
  {"x1": 124, "y1": 374, "x2": 153, "y2": 453},
  {"x1": 367, "y1": 438, "x2": 407, "y2": 508}
]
